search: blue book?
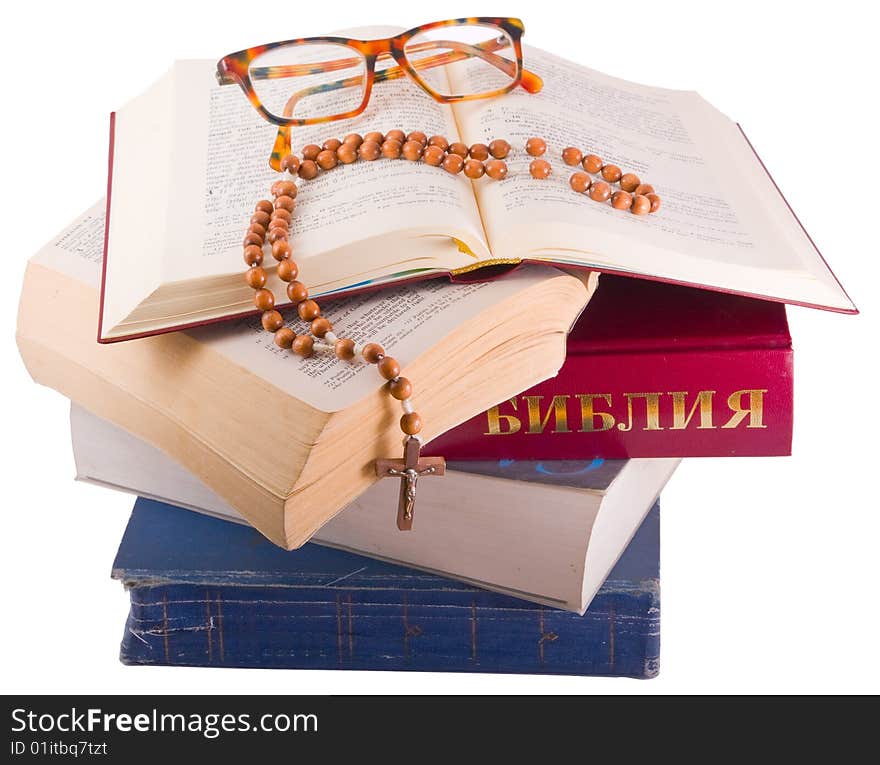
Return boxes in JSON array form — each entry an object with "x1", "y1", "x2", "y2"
[{"x1": 113, "y1": 498, "x2": 661, "y2": 677}]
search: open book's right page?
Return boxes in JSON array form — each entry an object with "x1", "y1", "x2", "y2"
[{"x1": 450, "y1": 45, "x2": 854, "y2": 312}]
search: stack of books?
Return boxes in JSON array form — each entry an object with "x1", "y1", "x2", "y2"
[{"x1": 16, "y1": 34, "x2": 851, "y2": 677}]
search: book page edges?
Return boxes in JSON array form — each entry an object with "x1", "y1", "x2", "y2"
[
  {"x1": 578, "y1": 458, "x2": 679, "y2": 612},
  {"x1": 736, "y1": 123, "x2": 857, "y2": 314},
  {"x1": 19, "y1": 261, "x2": 325, "y2": 547}
]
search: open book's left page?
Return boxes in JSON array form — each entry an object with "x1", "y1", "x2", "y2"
[{"x1": 102, "y1": 52, "x2": 490, "y2": 339}]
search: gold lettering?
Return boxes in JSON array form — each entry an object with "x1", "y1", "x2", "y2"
[
  {"x1": 616, "y1": 393, "x2": 664, "y2": 432},
  {"x1": 524, "y1": 395, "x2": 571, "y2": 434},
  {"x1": 576, "y1": 394, "x2": 615, "y2": 432},
  {"x1": 670, "y1": 390, "x2": 716, "y2": 430},
  {"x1": 723, "y1": 389, "x2": 768, "y2": 429},
  {"x1": 484, "y1": 398, "x2": 521, "y2": 436}
]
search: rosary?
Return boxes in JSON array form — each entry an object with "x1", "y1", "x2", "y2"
[{"x1": 242, "y1": 130, "x2": 661, "y2": 530}]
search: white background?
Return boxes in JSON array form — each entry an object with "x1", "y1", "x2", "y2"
[{"x1": 2, "y1": 0, "x2": 878, "y2": 694}]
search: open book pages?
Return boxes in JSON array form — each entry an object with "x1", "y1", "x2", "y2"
[
  {"x1": 19, "y1": 205, "x2": 594, "y2": 547},
  {"x1": 100, "y1": 36, "x2": 854, "y2": 341},
  {"x1": 71, "y1": 403, "x2": 678, "y2": 613}
]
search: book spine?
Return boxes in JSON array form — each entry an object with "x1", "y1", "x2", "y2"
[
  {"x1": 426, "y1": 346, "x2": 793, "y2": 459},
  {"x1": 119, "y1": 582, "x2": 659, "y2": 678}
]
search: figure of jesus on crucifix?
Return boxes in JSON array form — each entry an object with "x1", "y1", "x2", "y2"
[{"x1": 375, "y1": 436, "x2": 445, "y2": 530}]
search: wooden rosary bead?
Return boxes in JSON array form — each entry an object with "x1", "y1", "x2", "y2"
[
  {"x1": 611, "y1": 190, "x2": 633, "y2": 210},
  {"x1": 630, "y1": 194, "x2": 651, "y2": 215},
  {"x1": 362, "y1": 343, "x2": 385, "y2": 363},
  {"x1": 267, "y1": 227, "x2": 288, "y2": 244},
  {"x1": 255, "y1": 199, "x2": 274, "y2": 215},
  {"x1": 280, "y1": 154, "x2": 300, "y2": 174},
  {"x1": 529, "y1": 159, "x2": 551, "y2": 179},
  {"x1": 442, "y1": 154, "x2": 464, "y2": 174},
  {"x1": 363, "y1": 131, "x2": 384, "y2": 145},
  {"x1": 402, "y1": 140, "x2": 423, "y2": 161},
  {"x1": 385, "y1": 129, "x2": 406, "y2": 144},
  {"x1": 569, "y1": 171, "x2": 591, "y2": 193},
  {"x1": 261, "y1": 309, "x2": 284, "y2": 332},
  {"x1": 463, "y1": 159, "x2": 485, "y2": 179},
  {"x1": 271, "y1": 207, "x2": 292, "y2": 223},
  {"x1": 582, "y1": 154, "x2": 603, "y2": 174},
  {"x1": 335, "y1": 338, "x2": 356, "y2": 360},
  {"x1": 243, "y1": 232, "x2": 263, "y2": 248},
  {"x1": 422, "y1": 145, "x2": 446, "y2": 166},
  {"x1": 272, "y1": 240, "x2": 292, "y2": 261},
  {"x1": 619, "y1": 173, "x2": 640, "y2": 193},
  {"x1": 297, "y1": 299, "x2": 321, "y2": 321},
  {"x1": 448, "y1": 142, "x2": 469, "y2": 158},
  {"x1": 310, "y1": 317, "x2": 332, "y2": 338},
  {"x1": 468, "y1": 143, "x2": 490, "y2": 161},
  {"x1": 271, "y1": 180, "x2": 297, "y2": 199},
  {"x1": 337, "y1": 143, "x2": 358, "y2": 164},
  {"x1": 388, "y1": 376, "x2": 413, "y2": 400},
  {"x1": 302, "y1": 144, "x2": 321, "y2": 161},
  {"x1": 250, "y1": 210, "x2": 271, "y2": 227},
  {"x1": 526, "y1": 137, "x2": 547, "y2": 156},
  {"x1": 378, "y1": 356, "x2": 401, "y2": 380},
  {"x1": 276, "y1": 259, "x2": 298, "y2": 282},
  {"x1": 248, "y1": 221, "x2": 266, "y2": 238},
  {"x1": 274, "y1": 327, "x2": 295, "y2": 349},
  {"x1": 269, "y1": 215, "x2": 289, "y2": 230},
  {"x1": 634, "y1": 183, "x2": 655, "y2": 196},
  {"x1": 601, "y1": 164, "x2": 622, "y2": 183},
  {"x1": 297, "y1": 160, "x2": 319, "y2": 180},
  {"x1": 428, "y1": 135, "x2": 449, "y2": 150},
  {"x1": 381, "y1": 139, "x2": 403, "y2": 159},
  {"x1": 588, "y1": 180, "x2": 612, "y2": 202},
  {"x1": 488, "y1": 139, "x2": 510, "y2": 159},
  {"x1": 400, "y1": 412, "x2": 423, "y2": 435},
  {"x1": 292, "y1": 334, "x2": 314, "y2": 358},
  {"x1": 286, "y1": 281, "x2": 308, "y2": 303},
  {"x1": 254, "y1": 288, "x2": 275, "y2": 311},
  {"x1": 358, "y1": 141, "x2": 381, "y2": 161},
  {"x1": 484, "y1": 159, "x2": 508, "y2": 180},
  {"x1": 562, "y1": 147, "x2": 583, "y2": 166},
  {"x1": 274, "y1": 195, "x2": 295, "y2": 212},
  {"x1": 646, "y1": 193, "x2": 662, "y2": 213},
  {"x1": 322, "y1": 138, "x2": 342, "y2": 152},
  {"x1": 243, "y1": 245, "x2": 263, "y2": 266},
  {"x1": 316, "y1": 149, "x2": 337, "y2": 170},
  {"x1": 407, "y1": 130, "x2": 427, "y2": 145},
  {"x1": 245, "y1": 265, "x2": 266, "y2": 289},
  {"x1": 343, "y1": 133, "x2": 363, "y2": 147}
]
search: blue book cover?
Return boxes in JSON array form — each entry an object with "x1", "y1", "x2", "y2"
[{"x1": 113, "y1": 498, "x2": 660, "y2": 677}]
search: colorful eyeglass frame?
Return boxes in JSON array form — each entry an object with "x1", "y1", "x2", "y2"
[{"x1": 216, "y1": 17, "x2": 543, "y2": 170}]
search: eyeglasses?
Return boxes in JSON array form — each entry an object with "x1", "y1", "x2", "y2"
[{"x1": 216, "y1": 17, "x2": 543, "y2": 170}]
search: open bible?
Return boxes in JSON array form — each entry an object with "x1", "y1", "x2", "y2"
[
  {"x1": 20, "y1": 204, "x2": 595, "y2": 548},
  {"x1": 100, "y1": 29, "x2": 854, "y2": 341}
]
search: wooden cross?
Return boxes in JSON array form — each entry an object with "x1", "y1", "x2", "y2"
[{"x1": 375, "y1": 437, "x2": 445, "y2": 530}]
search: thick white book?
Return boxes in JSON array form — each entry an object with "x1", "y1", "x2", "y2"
[{"x1": 70, "y1": 404, "x2": 678, "y2": 614}]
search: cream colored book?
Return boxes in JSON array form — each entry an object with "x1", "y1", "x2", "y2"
[
  {"x1": 70, "y1": 404, "x2": 678, "y2": 614},
  {"x1": 99, "y1": 35, "x2": 854, "y2": 341},
  {"x1": 18, "y1": 204, "x2": 594, "y2": 549}
]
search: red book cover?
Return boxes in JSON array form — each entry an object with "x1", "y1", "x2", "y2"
[{"x1": 426, "y1": 275, "x2": 793, "y2": 459}]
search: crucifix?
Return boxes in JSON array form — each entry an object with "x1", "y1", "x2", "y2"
[{"x1": 375, "y1": 436, "x2": 445, "y2": 530}]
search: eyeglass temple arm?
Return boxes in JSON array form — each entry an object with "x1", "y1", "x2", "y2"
[{"x1": 268, "y1": 71, "x2": 367, "y2": 170}]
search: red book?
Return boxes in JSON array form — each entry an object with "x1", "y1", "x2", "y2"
[{"x1": 427, "y1": 275, "x2": 793, "y2": 459}]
